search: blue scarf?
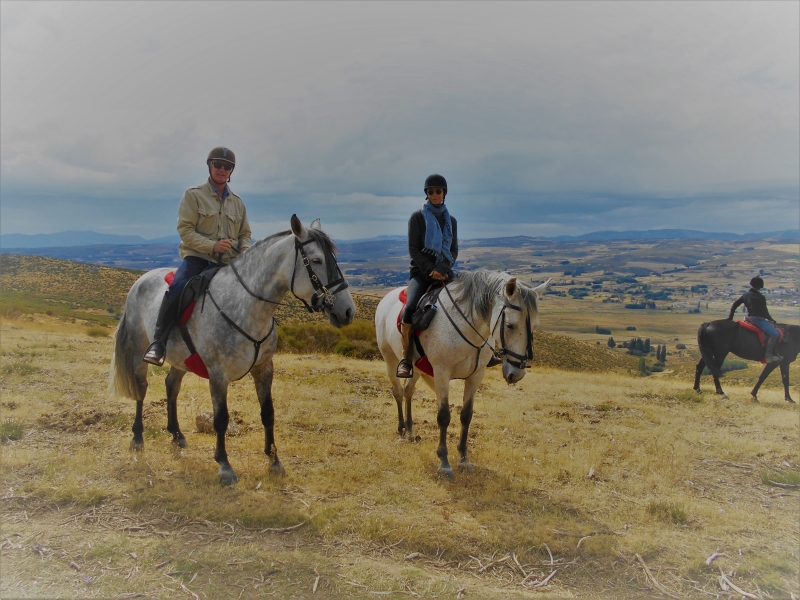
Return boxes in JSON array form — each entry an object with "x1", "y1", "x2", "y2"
[{"x1": 422, "y1": 199, "x2": 453, "y2": 265}]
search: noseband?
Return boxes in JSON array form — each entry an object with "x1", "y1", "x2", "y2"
[{"x1": 290, "y1": 237, "x2": 349, "y2": 313}]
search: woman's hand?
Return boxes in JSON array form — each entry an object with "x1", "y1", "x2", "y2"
[{"x1": 430, "y1": 269, "x2": 447, "y2": 281}]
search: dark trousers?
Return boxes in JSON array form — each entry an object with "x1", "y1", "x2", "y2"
[
  {"x1": 167, "y1": 256, "x2": 213, "y2": 300},
  {"x1": 402, "y1": 275, "x2": 430, "y2": 323}
]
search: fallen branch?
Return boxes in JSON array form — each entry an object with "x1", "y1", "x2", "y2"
[
  {"x1": 259, "y1": 521, "x2": 306, "y2": 534},
  {"x1": 478, "y1": 554, "x2": 511, "y2": 573},
  {"x1": 706, "y1": 552, "x2": 729, "y2": 566},
  {"x1": 635, "y1": 554, "x2": 682, "y2": 600},
  {"x1": 766, "y1": 480, "x2": 799, "y2": 489},
  {"x1": 718, "y1": 567, "x2": 758, "y2": 599},
  {"x1": 522, "y1": 569, "x2": 558, "y2": 588}
]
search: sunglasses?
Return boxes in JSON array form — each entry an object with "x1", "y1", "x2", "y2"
[
  {"x1": 210, "y1": 160, "x2": 234, "y2": 171},
  {"x1": 426, "y1": 188, "x2": 444, "y2": 195}
]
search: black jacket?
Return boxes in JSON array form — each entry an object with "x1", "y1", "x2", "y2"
[
  {"x1": 408, "y1": 209, "x2": 458, "y2": 281},
  {"x1": 729, "y1": 288, "x2": 774, "y2": 321}
]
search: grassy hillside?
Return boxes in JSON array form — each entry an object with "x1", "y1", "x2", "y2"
[
  {"x1": 0, "y1": 254, "x2": 635, "y2": 372},
  {"x1": 1, "y1": 317, "x2": 797, "y2": 599}
]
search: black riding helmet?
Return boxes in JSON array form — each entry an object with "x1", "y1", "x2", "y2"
[
  {"x1": 207, "y1": 147, "x2": 235, "y2": 182},
  {"x1": 750, "y1": 276, "x2": 764, "y2": 289},
  {"x1": 424, "y1": 174, "x2": 447, "y2": 198}
]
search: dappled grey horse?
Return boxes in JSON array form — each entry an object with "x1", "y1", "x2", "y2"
[
  {"x1": 375, "y1": 271, "x2": 548, "y2": 477},
  {"x1": 109, "y1": 215, "x2": 355, "y2": 484}
]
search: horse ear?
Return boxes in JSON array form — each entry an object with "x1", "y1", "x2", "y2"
[
  {"x1": 310, "y1": 218, "x2": 322, "y2": 230},
  {"x1": 290, "y1": 214, "x2": 304, "y2": 237},
  {"x1": 530, "y1": 278, "x2": 551, "y2": 298},
  {"x1": 505, "y1": 277, "x2": 518, "y2": 299}
]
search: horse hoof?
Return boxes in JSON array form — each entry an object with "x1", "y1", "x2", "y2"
[
  {"x1": 716, "y1": 392, "x2": 728, "y2": 398},
  {"x1": 129, "y1": 439, "x2": 144, "y2": 452},
  {"x1": 458, "y1": 460, "x2": 473, "y2": 473},
  {"x1": 751, "y1": 395, "x2": 759, "y2": 403},
  {"x1": 218, "y1": 466, "x2": 238, "y2": 486},
  {"x1": 172, "y1": 435, "x2": 187, "y2": 449},
  {"x1": 270, "y1": 461, "x2": 286, "y2": 477},
  {"x1": 786, "y1": 397, "x2": 796, "y2": 404},
  {"x1": 438, "y1": 466, "x2": 453, "y2": 479}
]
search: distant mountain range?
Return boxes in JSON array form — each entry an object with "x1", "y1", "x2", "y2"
[
  {"x1": 1, "y1": 228, "x2": 797, "y2": 250},
  {"x1": 0, "y1": 231, "x2": 181, "y2": 248}
]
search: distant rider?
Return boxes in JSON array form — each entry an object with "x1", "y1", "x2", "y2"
[
  {"x1": 143, "y1": 147, "x2": 252, "y2": 365},
  {"x1": 728, "y1": 276, "x2": 782, "y2": 363},
  {"x1": 396, "y1": 174, "x2": 459, "y2": 378}
]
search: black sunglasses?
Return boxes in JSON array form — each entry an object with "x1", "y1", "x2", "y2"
[
  {"x1": 426, "y1": 188, "x2": 444, "y2": 195},
  {"x1": 210, "y1": 160, "x2": 234, "y2": 171}
]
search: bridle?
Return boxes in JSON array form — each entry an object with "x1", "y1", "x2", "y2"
[
  {"x1": 440, "y1": 284, "x2": 534, "y2": 377},
  {"x1": 204, "y1": 234, "x2": 348, "y2": 380},
  {"x1": 290, "y1": 237, "x2": 349, "y2": 313}
]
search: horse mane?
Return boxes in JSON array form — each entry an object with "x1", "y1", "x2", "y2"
[
  {"x1": 451, "y1": 269, "x2": 539, "y2": 322},
  {"x1": 242, "y1": 228, "x2": 340, "y2": 282}
]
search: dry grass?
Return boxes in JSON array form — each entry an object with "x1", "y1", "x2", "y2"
[{"x1": 1, "y1": 313, "x2": 798, "y2": 599}]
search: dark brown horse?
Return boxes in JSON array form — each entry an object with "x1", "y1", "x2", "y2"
[{"x1": 694, "y1": 319, "x2": 799, "y2": 403}]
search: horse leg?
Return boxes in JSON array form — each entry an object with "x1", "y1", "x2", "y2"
[
  {"x1": 130, "y1": 365, "x2": 149, "y2": 451},
  {"x1": 403, "y1": 374, "x2": 420, "y2": 442},
  {"x1": 384, "y1": 358, "x2": 409, "y2": 439},
  {"x1": 456, "y1": 374, "x2": 481, "y2": 473},
  {"x1": 712, "y1": 351, "x2": 729, "y2": 396},
  {"x1": 209, "y1": 377, "x2": 237, "y2": 485},
  {"x1": 165, "y1": 367, "x2": 187, "y2": 448},
  {"x1": 779, "y1": 362, "x2": 795, "y2": 403},
  {"x1": 251, "y1": 360, "x2": 285, "y2": 476},
  {"x1": 693, "y1": 358, "x2": 705, "y2": 392},
  {"x1": 434, "y1": 375, "x2": 453, "y2": 478},
  {"x1": 750, "y1": 362, "x2": 779, "y2": 403}
]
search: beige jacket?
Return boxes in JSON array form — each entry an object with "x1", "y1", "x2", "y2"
[{"x1": 177, "y1": 180, "x2": 252, "y2": 264}]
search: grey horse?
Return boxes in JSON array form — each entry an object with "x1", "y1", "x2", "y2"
[
  {"x1": 376, "y1": 271, "x2": 548, "y2": 477},
  {"x1": 109, "y1": 215, "x2": 356, "y2": 484}
]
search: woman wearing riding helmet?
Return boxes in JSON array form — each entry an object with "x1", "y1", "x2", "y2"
[{"x1": 396, "y1": 174, "x2": 458, "y2": 378}]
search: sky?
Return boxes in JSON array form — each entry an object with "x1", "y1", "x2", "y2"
[{"x1": 1, "y1": 1, "x2": 798, "y2": 241}]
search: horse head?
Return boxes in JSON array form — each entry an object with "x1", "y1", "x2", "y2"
[
  {"x1": 290, "y1": 214, "x2": 356, "y2": 327},
  {"x1": 494, "y1": 277, "x2": 549, "y2": 384}
]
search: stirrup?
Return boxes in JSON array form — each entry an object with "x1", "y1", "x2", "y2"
[
  {"x1": 396, "y1": 358, "x2": 413, "y2": 379},
  {"x1": 142, "y1": 341, "x2": 166, "y2": 366}
]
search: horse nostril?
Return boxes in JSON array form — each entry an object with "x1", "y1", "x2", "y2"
[{"x1": 346, "y1": 307, "x2": 353, "y2": 320}]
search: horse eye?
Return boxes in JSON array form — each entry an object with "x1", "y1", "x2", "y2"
[
  {"x1": 506, "y1": 323, "x2": 516, "y2": 330},
  {"x1": 312, "y1": 258, "x2": 323, "y2": 264}
]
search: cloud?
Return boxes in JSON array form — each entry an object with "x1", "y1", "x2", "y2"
[{"x1": 0, "y1": 1, "x2": 797, "y2": 238}]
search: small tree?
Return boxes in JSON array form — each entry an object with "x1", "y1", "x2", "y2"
[
  {"x1": 608, "y1": 337, "x2": 616, "y2": 348},
  {"x1": 644, "y1": 338, "x2": 651, "y2": 353},
  {"x1": 638, "y1": 356, "x2": 649, "y2": 376}
]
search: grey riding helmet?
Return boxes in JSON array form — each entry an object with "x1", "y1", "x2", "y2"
[{"x1": 207, "y1": 147, "x2": 236, "y2": 168}]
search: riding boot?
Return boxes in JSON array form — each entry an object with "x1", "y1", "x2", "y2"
[
  {"x1": 143, "y1": 291, "x2": 181, "y2": 366},
  {"x1": 486, "y1": 353, "x2": 503, "y2": 368},
  {"x1": 765, "y1": 335, "x2": 783, "y2": 363},
  {"x1": 396, "y1": 322, "x2": 414, "y2": 378}
]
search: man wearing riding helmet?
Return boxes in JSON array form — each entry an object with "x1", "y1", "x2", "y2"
[
  {"x1": 396, "y1": 174, "x2": 459, "y2": 378},
  {"x1": 143, "y1": 147, "x2": 252, "y2": 365},
  {"x1": 728, "y1": 276, "x2": 782, "y2": 363}
]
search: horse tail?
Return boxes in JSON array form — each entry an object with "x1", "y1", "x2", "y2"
[
  {"x1": 108, "y1": 312, "x2": 142, "y2": 400},
  {"x1": 697, "y1": 322, "x2": 721, "y2": 378}
]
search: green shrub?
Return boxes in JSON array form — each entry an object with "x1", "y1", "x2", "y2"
[
  {"x1": 702, "y1": 360, "x2": 747, "y2": 376},
  {"x1": 1, "y1": 418, "x2": 24, "y2": 443},
  {"x1": 86, "y1": 326, "x2": 109, "y2": 337},
  {"x1": 647, "y1": 501, "x2": 688, "y2": 524},
  {"x1": 277, "y1": 319, "x2": 379, "y2": 359}
]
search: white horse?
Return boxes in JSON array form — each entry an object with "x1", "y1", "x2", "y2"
[
  {"x1": 109, "y1": 215, "x2": 355, "y2": 484},
  {"x1": 375, "y1": 270, "x2": 548, "y2": 477}
]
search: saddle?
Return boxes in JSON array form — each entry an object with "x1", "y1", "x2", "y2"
[
  {"x1": 395, "y1": 285, "x2": 445, "y2": 377},
  {"x1": 163, "y1": 266, "x2": 223, "y2": 378},
  {"x1": 738, "y1": 319, "x2": 784, "y2": 347}
]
